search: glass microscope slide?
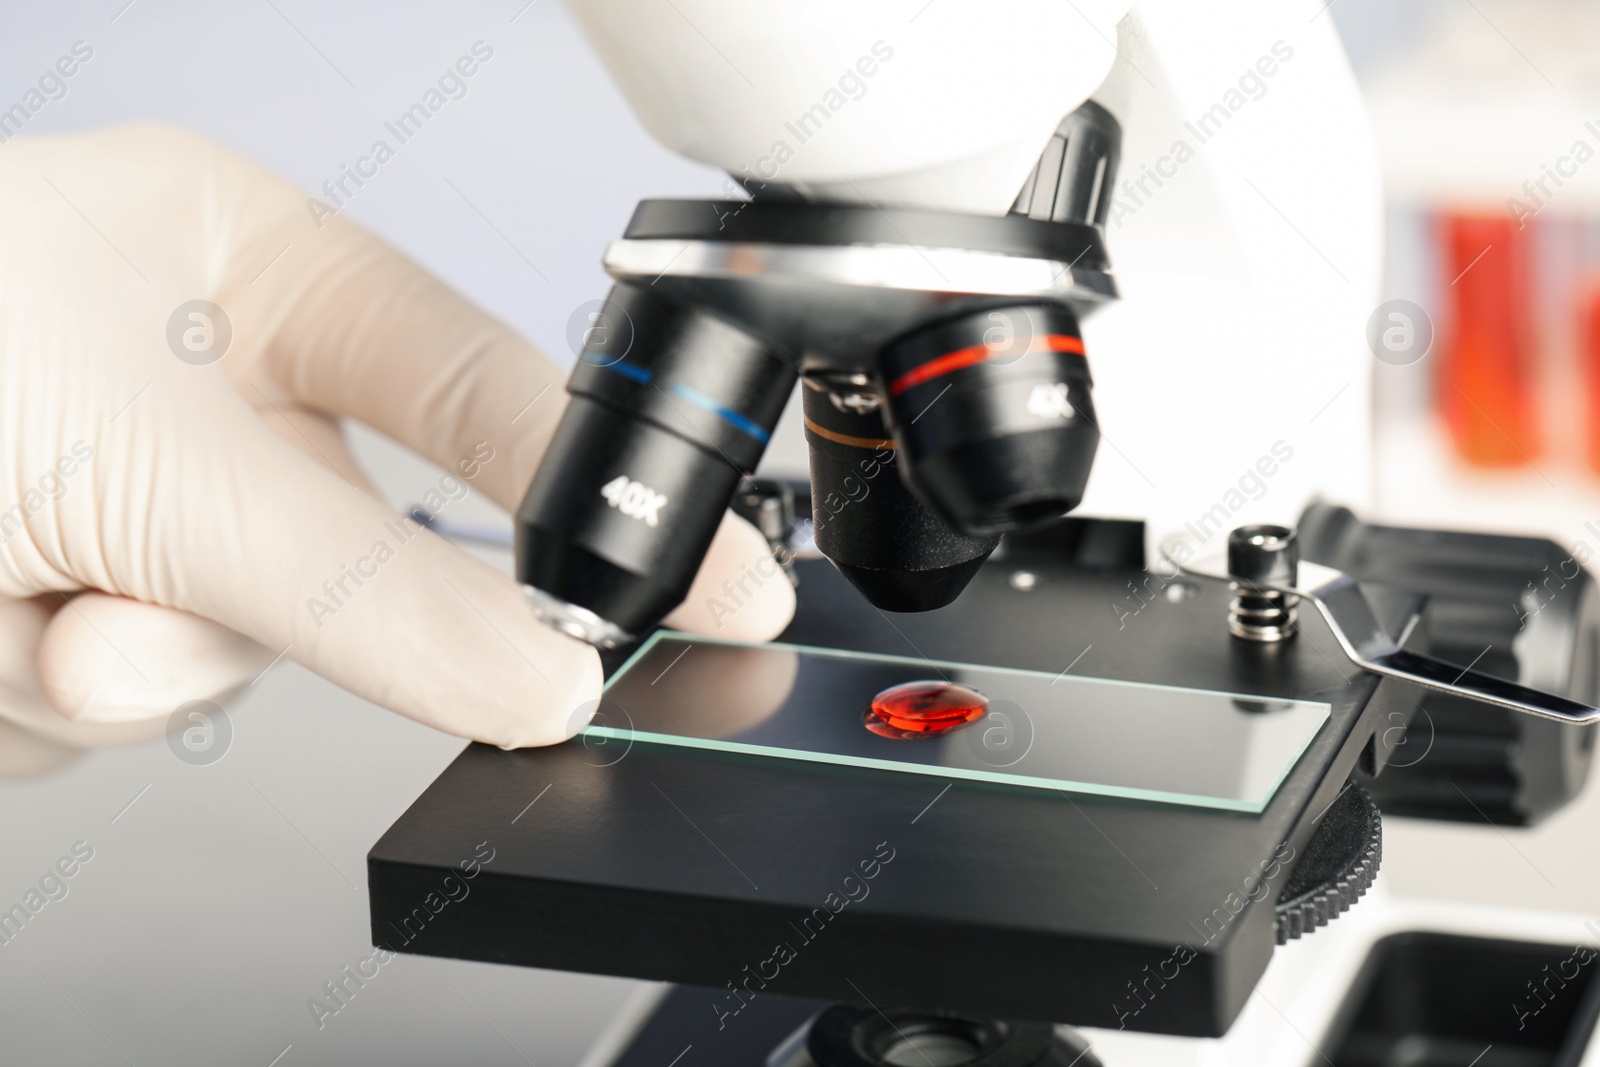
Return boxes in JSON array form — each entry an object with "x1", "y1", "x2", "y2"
[{"x1": 588, "y1": 632, "x2": 1330, "y2": 813}]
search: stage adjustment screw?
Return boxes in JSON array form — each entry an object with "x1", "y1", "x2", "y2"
[{"x1": 1227, "y1": 524, "x2": 1300, "y2": 642}]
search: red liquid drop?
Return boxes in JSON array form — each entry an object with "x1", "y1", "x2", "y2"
[{"x1": 865, "y1": 681, "x2": 989, "y2": 740}]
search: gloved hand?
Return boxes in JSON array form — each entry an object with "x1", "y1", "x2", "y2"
[{"x1": 0, "y1": 124, "x2": 795, "y2": 751}]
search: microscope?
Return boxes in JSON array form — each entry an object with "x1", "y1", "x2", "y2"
[
  {"x1": 513, "y1": 78, "x2": 1120, "y2": 639},
  {"x1": 369, "y1": 4, "x2": 1600, "y2": 1064},
  {"x1": 514, "y1": 99, "x2": 1114, "y2": 636}
]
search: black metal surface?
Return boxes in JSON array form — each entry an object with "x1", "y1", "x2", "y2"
[
  {"x1": 1001, "y1": 515, "x2": 1146, "y2": 570},
  {"x1": 370, "y1": 530, "x2": 1424, "y2": 1037}
]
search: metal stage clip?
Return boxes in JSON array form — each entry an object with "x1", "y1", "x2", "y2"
[{"x1": 1178, "y1": 524, "x2": 1600, "y2": 726}]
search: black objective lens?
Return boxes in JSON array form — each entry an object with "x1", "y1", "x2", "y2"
[
  {"x1": 879, "y1": 304, "x2": 1099, "y2": 538},
  {"x1": 804, "y1": 381, "x2": 1000, "y2": 613},
  {"x1": 516, "y1": 283, "x2": 796, "y2": 643}
]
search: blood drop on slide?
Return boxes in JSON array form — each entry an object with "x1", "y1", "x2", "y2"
[{"x1": 865, "y1": 681, "x2": 989, "y2": 739}]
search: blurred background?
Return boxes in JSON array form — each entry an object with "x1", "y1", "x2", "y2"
[
  {"x1": 1342, "y1": 0, "x2": 1600, "y2": 538},
  {"x1": 4, "y1": 1, "x2": 1600, "y2": 1064}
]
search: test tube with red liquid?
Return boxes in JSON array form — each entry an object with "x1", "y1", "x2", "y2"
[{"x1": 1439, "y1": 213, "x2": 1539, "y2": 466}]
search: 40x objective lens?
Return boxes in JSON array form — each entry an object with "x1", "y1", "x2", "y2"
[{"x1": 516, "y1": 284, "x2": 796, "y2": 643}]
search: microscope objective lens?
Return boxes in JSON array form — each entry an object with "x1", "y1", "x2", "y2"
[{"x1": 865, "y1": 681, "x2": 989, "y2": 739}]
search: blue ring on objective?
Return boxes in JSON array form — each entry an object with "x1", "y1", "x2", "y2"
[
  {"x1": 584, "y1": 357, "x2": 653, "y2": 384},
  {"x1": 585, "y1": 360, "x2": 769, "y2": 443},
  {"x1": 669, "y1": 384, "x2": 771, "y2": 444}
]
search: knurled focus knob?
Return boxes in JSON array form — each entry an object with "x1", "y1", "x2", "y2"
[{"x1": 1275, "y1": 782, "x2": 1383, "y2": 944}]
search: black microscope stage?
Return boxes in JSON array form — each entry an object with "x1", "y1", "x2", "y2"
[{"x1": 368, "y1": 526, "x2": 1423, "y2": 1036}]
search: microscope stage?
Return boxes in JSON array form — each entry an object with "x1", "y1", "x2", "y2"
[{"x1": 368, "y1": 549, "x2": 1420, "y2": 1035}]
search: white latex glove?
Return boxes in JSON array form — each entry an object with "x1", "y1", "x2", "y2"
[{"x1": 0, "y1": 124, "x2": 795, "y2": 750}]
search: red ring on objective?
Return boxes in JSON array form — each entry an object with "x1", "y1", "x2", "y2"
[
  {"x1": 887, "y1": 333, "x2": 1085, "y2": 397},
  {"x1": 864, "y1": 681, "x2": 989, "y2": 740}
]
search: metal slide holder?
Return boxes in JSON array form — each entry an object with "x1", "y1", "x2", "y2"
[{"x1": 1180, "y1": 524, "x2": 1600, "y2": 725}]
